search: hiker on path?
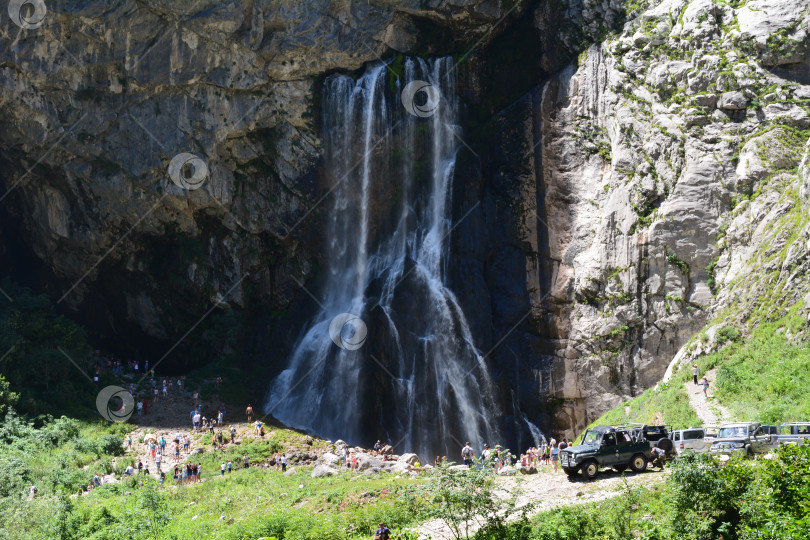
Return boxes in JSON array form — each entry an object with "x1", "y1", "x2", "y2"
[
  {"x1": 230, "y1": 426, "x2": 236, "y2": 443},
  {"x1": 693, "y1": 364, "x2": 699, "y2": 385},
  {"x1": 246, "y1": 404, "x2": 254, "y2": 422},
  {"x1": 281, "y1": 454, "x2": 287, "y2": 472},
  {"x1": 701, "y1": 376, "x2": 710, "y2": 398},
  {"x1": 243, "y1": 453, "x2": 250, "y2": 469}
]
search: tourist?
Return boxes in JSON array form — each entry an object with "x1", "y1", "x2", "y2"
[
  {"x1": 230, "y1": 426, "x2": 236, "y2": 443},
  {"x1": 127, "y1": 435, "x2": 133, "y2": 450},
  {"x1": 274, "y1": 452, "x2": 281, "y2": 471},
  {"x1": 651, "y1": 447, "x2": 667, "y2": 470},
  {"x1": 254, "y1": 420, "x2": 262, "y2": 435},
  {"x1": 246, "y1": 404, "x2": 253, "y2": 422},
  {"x1": 243, "y1": 453, "x2": 250, "y2": 469},
  {"x1": 701, "y1": 376, "x2": 710, "y2": 398},
  {"x1": 227, "y1": 459, "x2": 232, "y2": 473},
  {"x1": 693, "y1": 364, "x2": 699, "y2": 385},
  {"x1": 221, "y1": 462, "x2": 226, "y2": 476},
  {"x1": 193, "y1": 412, "x2": 201, "y2": 431},
  {"x1": 550, "y1": 439, "x2": 559, "y2": 472},
  {"x1": 461, "y1": 442, "x2": 474, "y2": 467},
  {"x1": 374, "y1": 522, "x2": 391, "y2": 540},
  {"x1": 137, "y1": 400, "x2": 143, "y2": 416},
  {"x1": 281, "y1": 453, "x2": 287, "y2": 473},
  {"x1": 341, "y1": 445, "x2": 348, "y2": 467},
  {"x1": 374, "y1": 440, "x2": 382, "y2": 452},
  {"x1": 125, "y1": 463, "x2": 134, "y2": 476}
]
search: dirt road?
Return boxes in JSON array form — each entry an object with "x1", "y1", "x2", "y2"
[{"x1": 417, "y1": 466, "x2": 666, "y2": 539}]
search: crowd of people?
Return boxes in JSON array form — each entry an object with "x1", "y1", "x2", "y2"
[{"x1": 458, "y1": 438, "x2": 573, "y2": 472}]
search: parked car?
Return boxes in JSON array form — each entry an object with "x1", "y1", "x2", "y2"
[
  {"x1": 672, "y1": 427, "x2": 709, "y2": 455},
  {"x1": 704, "y1": 425, "x2": 720, "y2": 439},
  {"x1": 621, "y1": 424, "x2": 675, "y2": 456},
  {"x1": 777, "y1": 423, "x2": 810, "y2": 445},
  {"x1": 709, "y1": 422, "x2": 778, "y2": 457},
  {"x1": 561, "y1": 426, "x2": 652, "y2": 480}
]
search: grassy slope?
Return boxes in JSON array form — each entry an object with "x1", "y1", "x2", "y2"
[
  {"x1": 588, "y1": 170, "x2": 810, "y2": 433},
  {"x1": 0, "y1": 417, "x2": 427, "y2": 540}
]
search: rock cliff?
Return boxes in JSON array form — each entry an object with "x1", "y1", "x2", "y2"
[
  {"x1": 1, "y1": 0, "x2": 808, "y2": 441},
  {"x1": 495, "y1": 0, "x2": 810, "y2": 436}
]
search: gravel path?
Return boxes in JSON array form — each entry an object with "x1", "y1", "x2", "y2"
[
  {"x1": 685, "y1": 368, "x2": 731, "y2": 425},
  {"x1": 417, "y1": 467, "x2": 666, "y2": 539}
]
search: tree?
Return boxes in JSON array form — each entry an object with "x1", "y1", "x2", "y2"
[{"x1": 419, "y1": 456, "x2": 530, "y2": 540}]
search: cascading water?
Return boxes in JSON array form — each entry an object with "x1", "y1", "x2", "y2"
[{"x1": 264, "y1": 58, "x2": 506, "y2": 459}]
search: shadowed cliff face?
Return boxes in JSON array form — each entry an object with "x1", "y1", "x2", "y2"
[{"x1": 0, "y1": 0, "x2": 545, "y2": 372}]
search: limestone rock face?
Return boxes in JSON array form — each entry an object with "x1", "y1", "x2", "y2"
[{"x1": 480, "y1": 0, "x2": 810, "y2": 437}]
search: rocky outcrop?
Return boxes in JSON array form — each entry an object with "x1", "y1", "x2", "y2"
[{"x1": 477, "y1": 0, "x2": 810, "y2": 437}]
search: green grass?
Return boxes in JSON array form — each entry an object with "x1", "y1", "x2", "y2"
[
  {"x1": 0, "y1": 414, "x2": 428, "y2": 540},
  {"x1": 705, "y1": 311, "x2": 810, "y2": 424},
  {"x1": 587, "y1": 377, "x2": 701, "y2": 432}
]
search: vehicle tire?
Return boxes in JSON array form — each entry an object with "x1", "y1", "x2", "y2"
[
  {"x1": 582, "y1": 460, "x2": 600, "y2": 480},
  {"x1": 746, "y1": 446, "x2": 754, "y2": 458},
  {"x1": 613, "y1": 465, "x2": 628, "y2": 473},
  {"x1": 630, "y1": 454, "x2": 648, "y2": 472},
  {"x1": 656, "y1": 438, "x2": 673, "y2": 453},
  {"x1": 563, "y1": 466, "x2": 577, "y2": 476}
]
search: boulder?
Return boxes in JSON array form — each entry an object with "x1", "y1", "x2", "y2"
[
  {"x1": 497, "y1": 466, "x2": 518, "y2": 476},
  {"x1": 717, "y1": 91, "x2": 749, "y2": 110},
  {"x1": 380, "y1": 445, "x2": 394, "y2": 454},
  {"x1": 311, "y1": 465, "x2": 338, "y2": 478},
  {"x1": 321, "y1": 452, "x2": 341, "y2": 467},
  {"x1": 189, "y1": 448, "x2": 204, "y2": 456},
  {"x1": 398, "y1": 453, "x2": 420, "y2": 466},
  {"x1": 334, "y1": 439, "x2": 346, "y2": 448},
  {"x1": 519, "y1": 466, "x2": 538, "y2": 475},
  {"x1": 355, "y1": 453, "x2": 383, "y2": 471},
  {"x1": 283, "y1": 467, "x2": 298, "y2": 476}
]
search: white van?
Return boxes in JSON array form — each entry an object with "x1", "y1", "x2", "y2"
[{"x1": 672, "y1": 428, "x2": 709, "y2": 455}]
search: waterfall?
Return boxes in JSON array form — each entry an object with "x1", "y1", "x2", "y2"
[{"x1": 264, "y1": 58, "x2": 502, "y2": 459}]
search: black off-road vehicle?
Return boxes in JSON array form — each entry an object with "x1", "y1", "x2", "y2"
[{"x1": 560, "y1": 426, "x2": 653, "y2": 480}]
